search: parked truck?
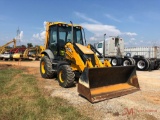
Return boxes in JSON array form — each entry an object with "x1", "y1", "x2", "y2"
[
  {"x1": 125, "y1": 47, "x2": 160, "y2": 70},
  {"x1": 95, "y1": 36, "x2": 160, "y2": 70}
]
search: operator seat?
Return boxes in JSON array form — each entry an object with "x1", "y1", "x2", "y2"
[
  {"x1": 59, "y1": 39, "x2": 65, "y2": 48},
  {"x1": 59, "y1": 39, "x2": 65, "y2": 56}
]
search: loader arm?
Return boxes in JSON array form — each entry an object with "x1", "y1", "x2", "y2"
[
  {"x1": 65, "y1": 42, "x2": 94, "y2": 72},
  {"x1": 0, "y1": 39, "x2": 16, "y2": 54},
  {"x1": 87, "y1": 44, "x2": 111, "y2": 67},
  {"x1": 73, "y1": 44, "x2": 140, "y2": 103}
]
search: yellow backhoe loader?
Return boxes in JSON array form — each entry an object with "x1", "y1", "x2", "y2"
[
  {"x1": 12, "y1": 46, "x2": 44, "y2": 61},
  {"x1": 40, "y1": 22, "x2": 140, "y2": 103},
  {"x1": 28, "y1": 46, "x2": 44, "y2": 60},
  {"x1": 0, "y1": 39, "x2": 16, "y2": 60}
]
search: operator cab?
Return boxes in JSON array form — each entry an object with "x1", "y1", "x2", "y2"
[{"x1": 48, "y1": 23, "x2": 84, "y2": 57}]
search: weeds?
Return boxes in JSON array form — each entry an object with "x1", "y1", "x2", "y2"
[{"x1": 0, "y1": 67, "x2": 91, "y2": 120}]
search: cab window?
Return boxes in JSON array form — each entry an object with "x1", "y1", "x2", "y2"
[
  {"x1": 97, "y1": 43, "x2": 102, "y2": 48},
  {"x1": 48, "y1": 25, "x2": 57, "y2": 55},
  {"x1": 76, "y1": 30, "x2": 83, "y2": 44}
]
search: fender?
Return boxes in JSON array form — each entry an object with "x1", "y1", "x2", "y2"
[{"x1": 41, "y1": 49, "x2": 54, "y2": 59}]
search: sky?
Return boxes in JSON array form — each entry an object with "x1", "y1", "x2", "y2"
[{"x1": 0, "y1": 0, "x2": 160, "y2": 47}]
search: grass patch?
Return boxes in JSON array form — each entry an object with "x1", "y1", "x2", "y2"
[{"x1": 0, "y1": 67, "x2": 91, "y2": 120}]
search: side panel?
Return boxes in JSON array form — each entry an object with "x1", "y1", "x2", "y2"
[
  {"x1": 108, "y1": 38, "x2": 115, "y2": 56},
  {"x1": 124, "y1": 46, "x2": 160, "y2": 59},
  {"x1": 119, "y1": 38, "x2": 125, "y2": 56}
]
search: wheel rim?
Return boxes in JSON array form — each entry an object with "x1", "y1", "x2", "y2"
[
  {"x1": 41, "y1": 61, "x2": 45, "y2": 74},
  {"x1": 59, "y1": 71, "x2": 64, "y2": 83},
  {"x1": 112, "y1": 59, "x2": 117, "y2": 66},
  {"x1": 137, "y1": 60, "x2": 145, "y2": 69},
  {"x1": 123, "y1": 60, "x2": 130, "y2": 66}
]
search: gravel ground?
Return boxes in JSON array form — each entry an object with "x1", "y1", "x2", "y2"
[
  {"x1": 0, "y1": 61, "x2": 160, "y2": 120},
  {"x1": 50, "y1": 71, "x2": 160, "y2": 120}
]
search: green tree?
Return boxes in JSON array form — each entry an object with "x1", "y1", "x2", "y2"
[{"x1": 27, "y1": 43, "x2": 33, "y2": 48}]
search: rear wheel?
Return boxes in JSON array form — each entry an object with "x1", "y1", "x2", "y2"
[
  {"x1": 136, "y1": 58, "x2": 150, "y2": 70},
  {"x1": 123, "y1": 58, "x2": 135, "y2": 66},
  {"x1": 57, "y1": 65, "x2": 75, "y2": 88},
  {"x1": 40, "y1": 56, "x2": 55, "y2": 78},
  {"x1": 123, "y1": 59, "x2": 131, "y2": 66}
]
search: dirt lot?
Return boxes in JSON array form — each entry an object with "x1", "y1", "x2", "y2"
[{"x1": 0, "y1": 61, "x2": 160, "y2": 120}]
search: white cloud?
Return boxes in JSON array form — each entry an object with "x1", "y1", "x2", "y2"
[
  {"x1": 15, "y1": 30, "x2": 23, "y2": 41},
  {"x1": 32, "y1": 30, "x2": 45, "y2": 41},
  {"x1": 123, "y1": 32, "x2": 137, "y2": 36},
  {"x1": 130, "y1": 38, "x2": 136, "y2": 41},
  {"x1": 89, "y1": 36, "x2": 97, "y2": 41},
  {"x1": 43, "y1": 21, "x2": 47, "y2": 29},
  {"x1": 81, "y1": 23, "x2": 121, "y2": 37},
  {"x1": 74, "y1": 12, "x2": 137, "y2": 41},
  {"x1": 74, "y1": 12, "x2": 101, "y2": 24},
  {"x1": 105, "y1": 14, "x2": 121, "y2": 22},
  {"x1": 19, "y1": 31, "x2": 23, "y2": 39},
  {"x1": 32, "y1": 21, "x2": 46, "y2": 41}
]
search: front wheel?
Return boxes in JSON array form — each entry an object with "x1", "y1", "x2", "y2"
[
  {"x1": 57, "y1": 65, "x2": 75, "y2": 88},
  {"x1": 111, "y1": 58, "x2": 118, "y2": 66},
  {"x1": 40, "y1": 56, "x2": 55, "y2": 78}
]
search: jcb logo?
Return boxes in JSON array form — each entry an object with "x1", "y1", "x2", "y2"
[{"x1": 121, "y1": 108, "x2": 157, "y2": 116}]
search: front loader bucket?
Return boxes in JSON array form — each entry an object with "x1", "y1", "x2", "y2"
[{"x1": 78, "y1": 66, "x2": 140, "y2": 103}]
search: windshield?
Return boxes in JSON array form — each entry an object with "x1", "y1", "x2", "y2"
[
  {"x1": 97, "y1": 43, "x2": 103, "y2": 48},
  {"x1": 48, "y1": 25, "x2": 84, "y2": 56},
  {"x1": 58, "y1": 26, "x2": 83, "y2": 44}
]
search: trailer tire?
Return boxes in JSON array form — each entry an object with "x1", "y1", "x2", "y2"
[
  {"x1": 130, "y1": 58, "x2": 136, "y2": 65},
  {"x1": 126, "y1": 53, "x2": 131, "y2": 57},
  {"x1": 154, "y1": 64, "x2": 160, "y2": 70},
  {"x1": 111, "y1": 58, "x2": 118, "y2": 66},
  {"x1": 136, "y1": 58, "x2": 150, "y2": 71},
  {"x1": 123, "y1": 58, "x2": 131, "y2": 66},
  {"x1": 57, "y1": 65, "x2": 75, "y2": 88},
  {"x1": 122, "y1": 58, "x2": 135, "y2": 66},
  {"x1": 40, "y1": 56, "x2": 55, "y2": 79}
]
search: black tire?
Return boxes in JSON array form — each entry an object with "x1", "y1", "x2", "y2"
[
  {"x1": 154, "y1": 64, "x2": 160, "y2": 70},
  {"x1": 126, "y1": 53, "x2": 131, "y2": 57},
  {"x1": 40, "y1": 56, "x2": 55, "y2": 79},
  {"x1": 136, "y1": 58, "x2": 150, "y2": 71},
  {"x1": 111, "y1": 58, "x2": 118, "y2": 66},
  {"x1": 122, "y1": 58, "x2": 131, "y2": 66},
  {"x1": 57, "y1": 65, "x2": 75, "y2": 88},
  {"x1": 130, "y1": 58, "x2": 136, "y2": 65},
  {"x1": 123, "y1": 58, "x2": 136, "y2": 66},
  {"x1": 145, "y1": 58, "x2": 151, "y2": 70}
]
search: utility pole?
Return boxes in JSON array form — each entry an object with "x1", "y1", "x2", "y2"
[{"x1": 16, "y1": 27, "x2": 21, "y2": 46}]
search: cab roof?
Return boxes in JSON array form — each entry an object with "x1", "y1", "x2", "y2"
[{"x1": 47, "y1": 21, "x2": 82, "y2": 28}]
